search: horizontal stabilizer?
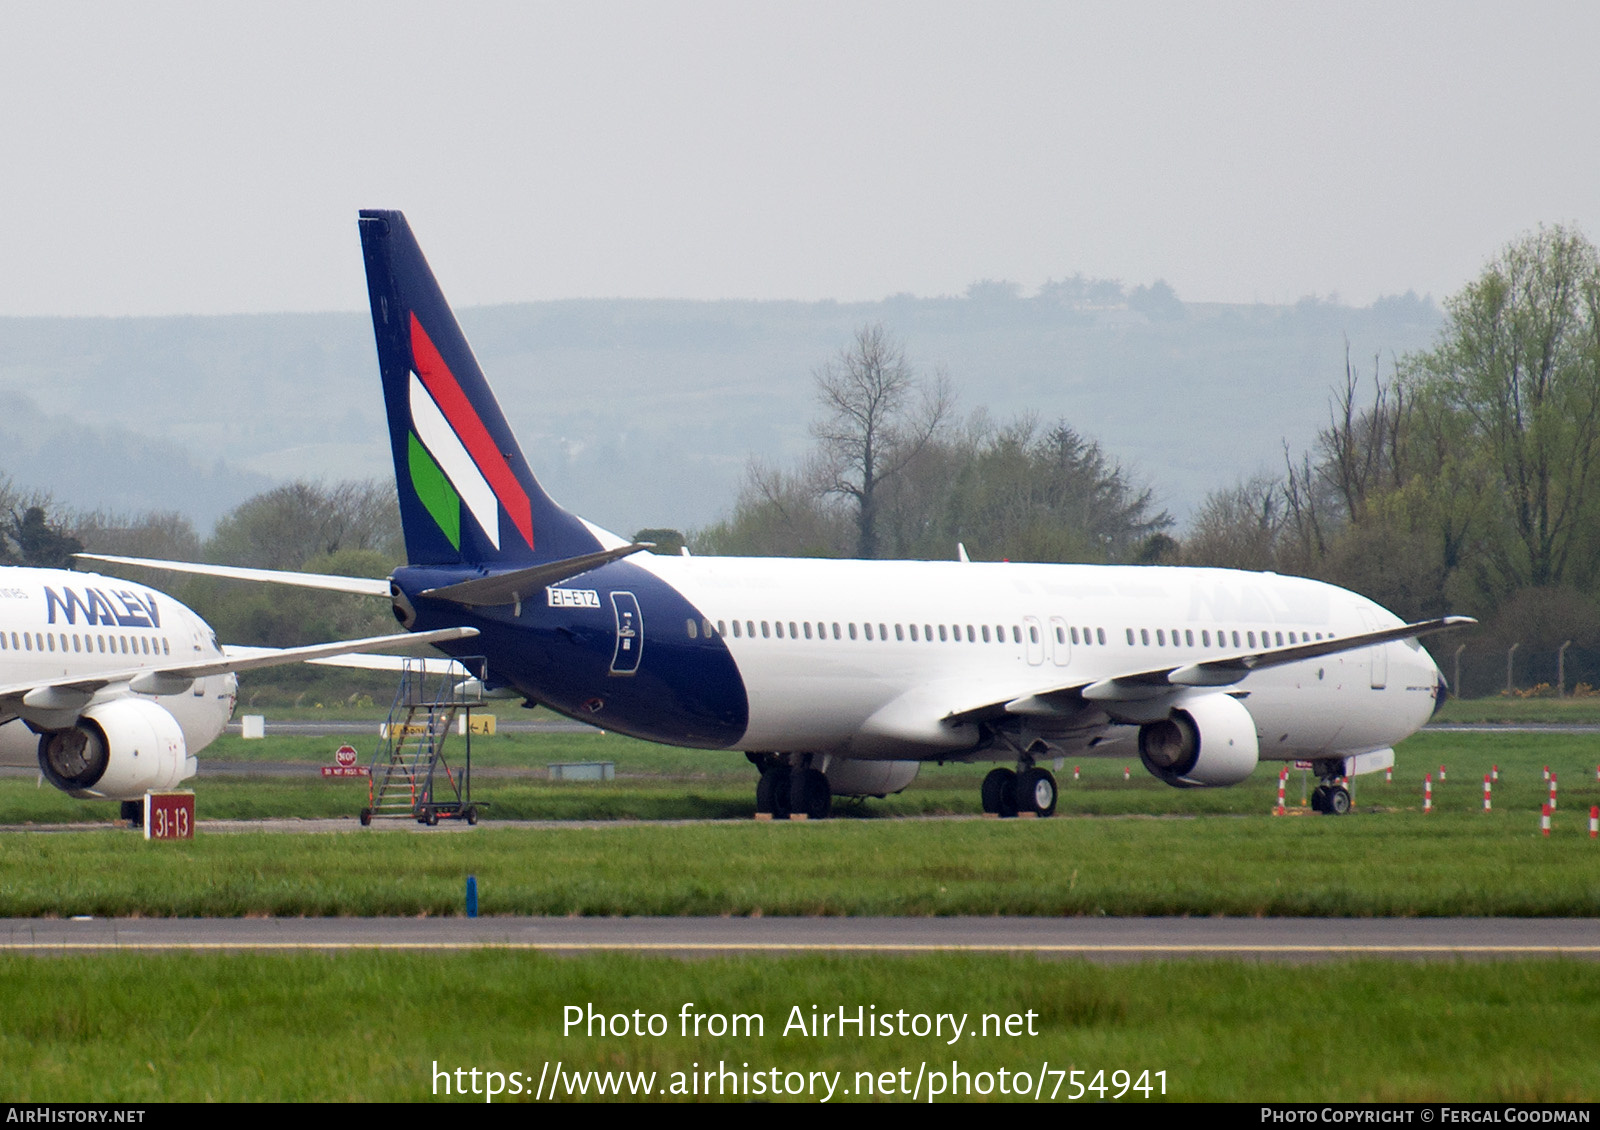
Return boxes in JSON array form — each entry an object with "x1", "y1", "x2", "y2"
[
  {"x1": 419, "y1": 543, "x2": 652, "y2": 607},
  {"x1": 168, "y1": 627, "x2": 478, "y2": 679},
  {"x1": 74, "y1": 553, "x2": 391, "y2": 597}
]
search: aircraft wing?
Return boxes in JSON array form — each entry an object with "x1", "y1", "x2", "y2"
[
  {"x1": 0, "y1": 627, "x2": 478, "y2": 713},
  {"x1": 943, "y1": 616, "x2": 1475, "y2": 725},
  {"x1": 221, "y1": 646, "x2": 474, "y2": 677},
  {"x1": 74, "y1": 553, "x2": 391, "y2": 596}
]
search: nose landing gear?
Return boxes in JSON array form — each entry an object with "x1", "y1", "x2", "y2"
[{"x1": 1309, "y1": 759, "x2": 1352, "y2": 815}]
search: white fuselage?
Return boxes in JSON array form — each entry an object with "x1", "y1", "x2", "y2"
[
  {"x1": 638, "y1": 556, "x2": 1440, "y2": 761},
  {"x1": 0, "y1": 568, "x2": 236, "y2": 767}
]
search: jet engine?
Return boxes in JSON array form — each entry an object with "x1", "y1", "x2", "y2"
[
  {"x1": 36, "y1": 698, "x2": 195, "y2": 800},
  {"x1": 1137, "y1": 692, "x2": 1259, "y2": 788}
]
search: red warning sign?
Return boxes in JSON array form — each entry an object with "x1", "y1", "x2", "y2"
[{"x1": 322, "y1": 745, "x2": 369, "y2": 777}]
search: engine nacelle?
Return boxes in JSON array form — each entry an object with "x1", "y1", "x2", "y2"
[
  {"x1": 1137, "y1": 693, "x2": 1259, "y2": 788},
  {"x1": 823, "y1": 759, "x2": 920, "y2": 797},
  {"x1": 37, "y1": 698, "x2": 195, "y2": 800}
]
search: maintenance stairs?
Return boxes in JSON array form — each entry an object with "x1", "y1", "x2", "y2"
[{"x1": 360, "y1": 656, "x2": 488, "y2": 826}]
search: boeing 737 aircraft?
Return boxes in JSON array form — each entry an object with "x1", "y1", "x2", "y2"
[
  {"x1": 84, "y1": 210, "x2": 1472, "y2": 820},
  {"x1": 0, "y1": 563, "x2": 472, "y2": 817}
]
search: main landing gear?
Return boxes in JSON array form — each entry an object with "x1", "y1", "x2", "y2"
[
  {"x1": 981, "y1": 763, "x2": 1058, "y2": 818},
  {"x1": 750, "y1": 753, "x2": 832, "y2": 820},
  {"x1": 1308, "y1": 759, "x2": 1351, "y2": 816}
]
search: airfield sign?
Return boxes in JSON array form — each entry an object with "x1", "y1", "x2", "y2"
[{"x1": 323, "y1": 745, "x2": 369, "y2": 778}]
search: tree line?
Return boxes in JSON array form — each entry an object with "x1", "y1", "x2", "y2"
[
  {"x1": 11, "y1": 223, "x2": 1596, "y2": 676},
  {"x1": 696, "y1": 323, "x2": 1174, "y2": 563},
  {"x1": 696, "y1": 224, "x2": 1600, "y2": 665},
  {"x1": 1185, "y1": 224, "x2": 1600, "y2": 658}
]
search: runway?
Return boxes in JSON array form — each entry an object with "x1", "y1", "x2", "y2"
[{"x1": 3, "y1": 916, "x2": 1597, "y2": 959}]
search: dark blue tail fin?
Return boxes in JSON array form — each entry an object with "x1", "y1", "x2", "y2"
[{"x1": 358, "y1": 210, "x2": 601, "y2": 568}]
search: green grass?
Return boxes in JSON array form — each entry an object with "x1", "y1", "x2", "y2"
[
  {"x1": 2, "y1": 728, "x2": 1597, "y2": 917},
  {"x1": 3, "y1": 811, "x2": 1600, "y2": 917},
  {"x1": 1, "y1": 952, "x2": 1595, "y2": 1102},
  {"x1": 1434, "y1": 695, "x2": 1600, "y2": 723}
]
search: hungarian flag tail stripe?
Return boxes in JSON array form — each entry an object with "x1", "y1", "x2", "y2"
[
  {"x1": 409, "y1": 313, "x2": 535, "y2": 548},
  {"x1": 409, "y1": 373, "x2": 501, "y2": 550}
]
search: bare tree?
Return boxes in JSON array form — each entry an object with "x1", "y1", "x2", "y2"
[
  {"x1": 206, "y1": 479, "x2": 403, "y2": 570},
  {"x1": 1184, "y1": 475, "x2": 1284, "y2": 571},
  {"x1": 812, "y1": 324, "x2": 952, "y2": 558}
]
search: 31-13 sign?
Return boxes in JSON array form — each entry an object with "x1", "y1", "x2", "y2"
[{"x1": 144, "y1": 791, "x2": 194, "y2": 840}]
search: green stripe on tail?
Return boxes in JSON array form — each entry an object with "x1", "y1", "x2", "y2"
[{"x1": 408, "y1": 432, "x2": 461, "y2": 550}]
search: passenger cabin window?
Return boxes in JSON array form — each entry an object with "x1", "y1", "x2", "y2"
[
  {"x1": 686, "y1": 619, "x2": 698, "y2": 639},
  {"x1": 1140, "y1": 629, "x2": 1150, "y2": 646},
  {"x1": 848, "y1": 623, "x2": 857, "y2": 640}
]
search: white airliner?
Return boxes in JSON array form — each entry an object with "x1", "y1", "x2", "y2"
[
  {"x1": 0, "y1": 564, "x2": 473, "y2": 818},
  {"x1": 83, "y1": 210, "x2": 1472, "y2": 820}
]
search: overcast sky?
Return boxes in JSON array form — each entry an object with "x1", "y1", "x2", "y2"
[{"x1": 1, "y1": 1, "x2": 1596, "y2": 316}]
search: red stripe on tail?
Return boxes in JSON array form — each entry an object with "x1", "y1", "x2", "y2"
[{"x1": 409, "y1": 314, "x2": 535, "y2": 549}]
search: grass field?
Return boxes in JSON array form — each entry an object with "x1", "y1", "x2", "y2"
[
  {"x1": 8, "y1": 725, "x2": 1598, "y2": 825},
  {"x1": 1433, "y1": 695, "x2": 1600, "y2": 723},
  {"x1": 5, "y1": 720, "x2": 1600, "y2": 1103},
  {"x1": 1, "y1": 951, "x2": 1595, "y2": 1102}
]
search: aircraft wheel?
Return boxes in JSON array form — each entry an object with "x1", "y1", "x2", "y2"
[
  {"x1": 1015, "y1": 767, "x2": 1057, "y2": 817},
  {"x1": 1324, "y1": 786, "x2": 1351, "y2": 816},
  {"x1": 981, "y1": 768, "x2": 1018, "y2": 817},
  {"x1": 1310, "y1": 785, "x2": 1329, "y2": 813},
  {"x1": 755, "y1": 767, "x2": 792, "y2": 818},
  {"x1": 120, "y1": 800, "x2": 143, "y2": 828},
  {"x1": 790, "y1": 768, "x2": 831, "y2": 820}
]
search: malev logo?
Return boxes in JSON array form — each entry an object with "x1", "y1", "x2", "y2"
[{"x1": 405, "y1": 313, "x2": 533, "y2": 552}]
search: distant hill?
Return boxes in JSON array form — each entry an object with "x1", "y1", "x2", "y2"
[{"x1": 0, "y1": 288, "x2": 1443, "y2": 536}]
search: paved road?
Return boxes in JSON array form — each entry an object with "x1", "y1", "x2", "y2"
[{"x1": 2, "y1": 916, "x2": 1596, "y2": 959}]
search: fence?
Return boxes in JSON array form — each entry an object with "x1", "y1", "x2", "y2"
[{"x1": 1432, "y1": 643, "x2": 1600, "y2": 699}]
